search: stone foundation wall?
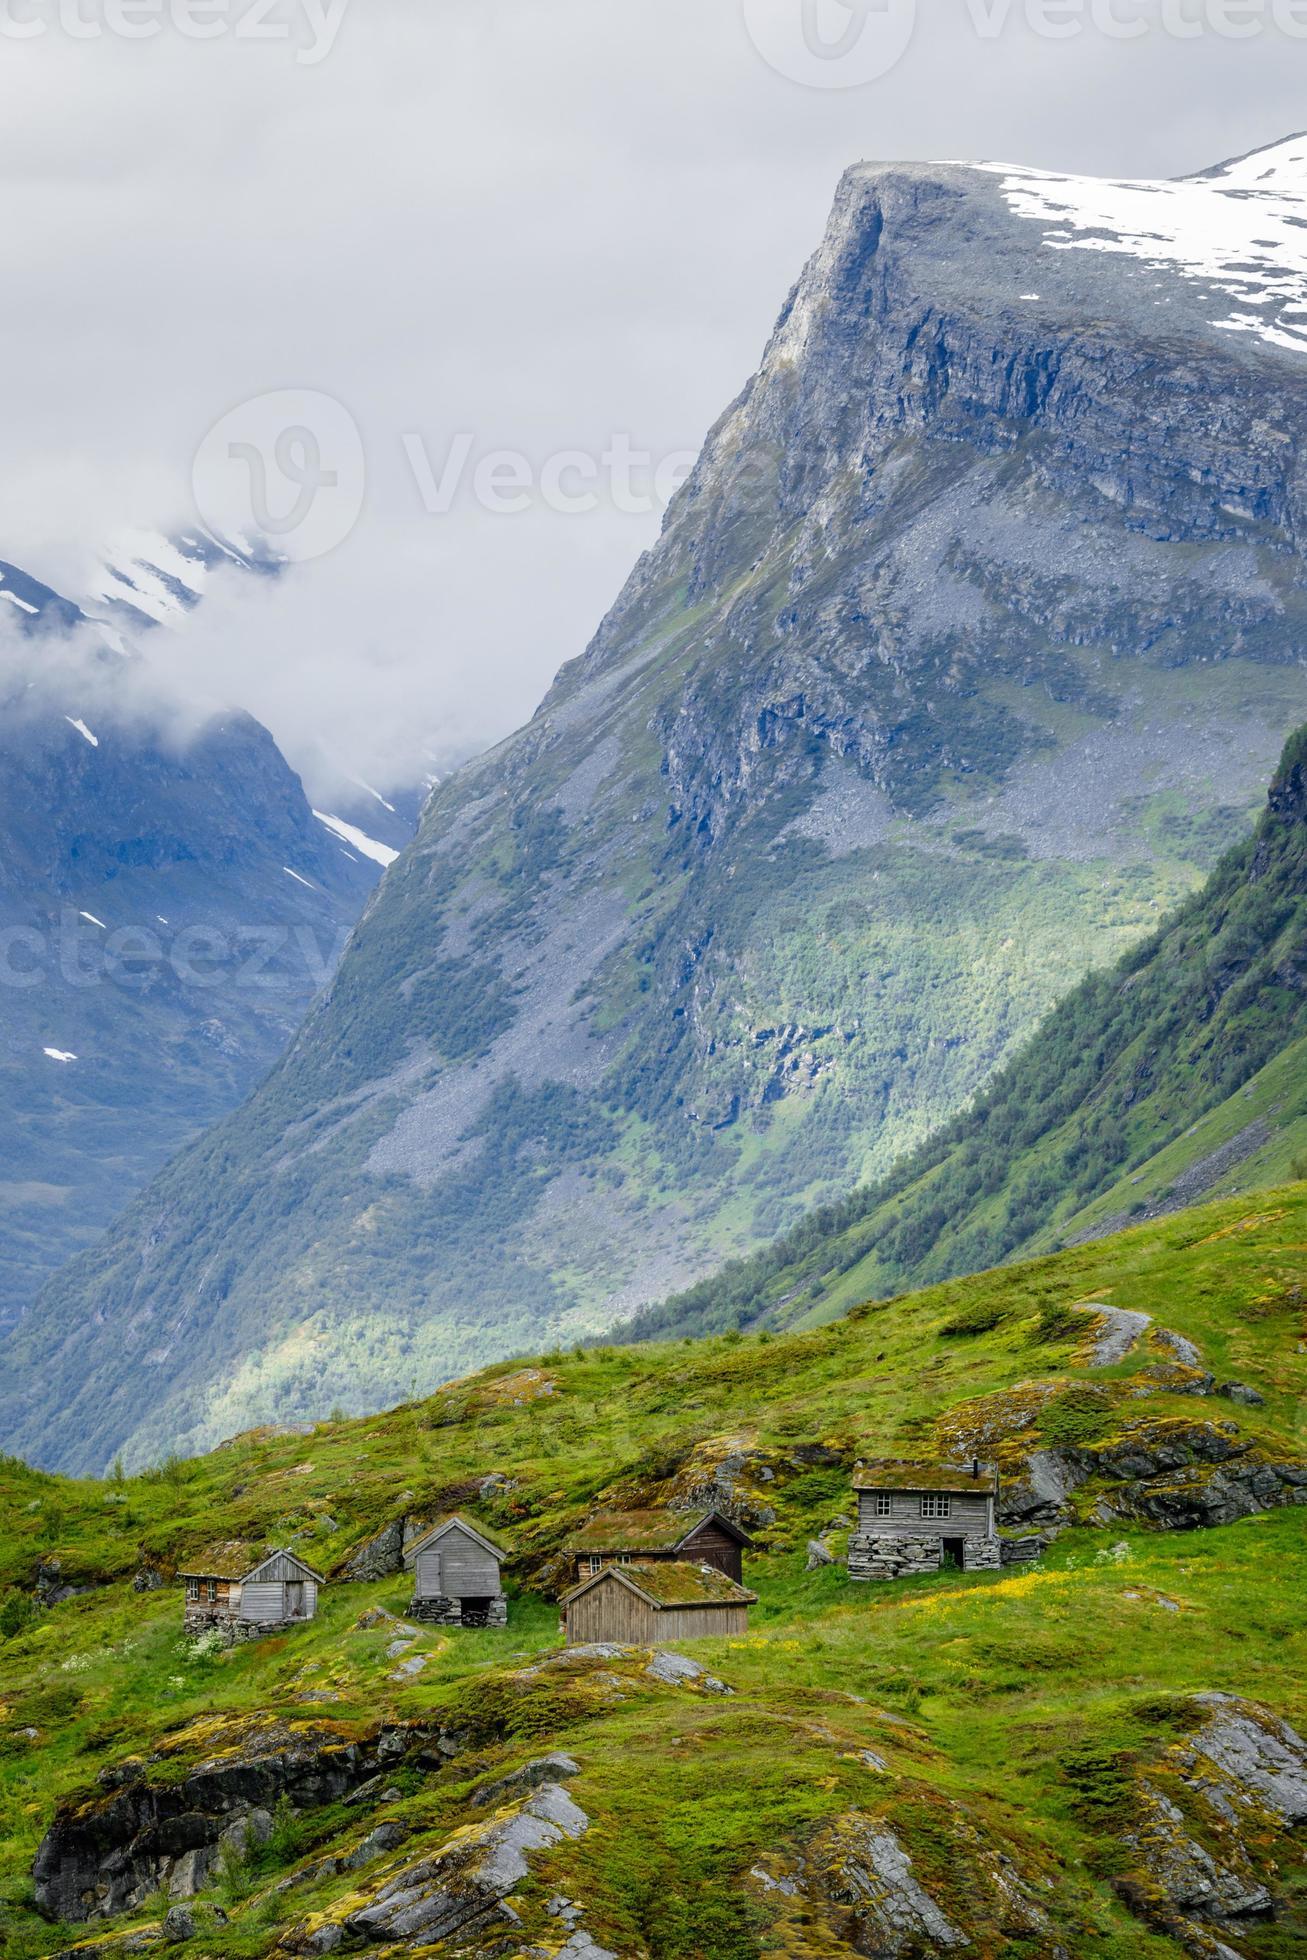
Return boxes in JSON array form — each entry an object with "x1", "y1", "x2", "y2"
[
  {"x1": 1000, "y1": 1535, "x2": 1051, "y2": 1566},
  {"x1": 848, "y1": 1533, "x2": 1002, "y2": 1581},
  {"x1": 181, "y1": 1611, "x2": 300, "y2": 1644},
  {"x1": 408, "y1": 1594, "x2": 508, "y2": 1629}
]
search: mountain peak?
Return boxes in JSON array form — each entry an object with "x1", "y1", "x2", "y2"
[{"x1": 1196, "y1": 129, "x2": 1307, "y2": 191}]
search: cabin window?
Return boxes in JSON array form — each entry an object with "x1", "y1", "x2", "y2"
[
  {"x1": 186, "y1": 1579, "x2": 200, "y2": 1602},
  {"x1": 619, "y1": 1554, "x2": 631, "y2": 1565},
  {"x1": 587, "y1": 1556, "x2": 603, "y2": 1575},
  {"x1": 920, "y1": 1494, "x2": 951, "y2": 1520},
  {"x1": 874, "y1": 1493, "x2": 893, "y2": 1518}
]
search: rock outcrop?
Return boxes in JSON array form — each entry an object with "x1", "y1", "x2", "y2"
[
  {"x1": 750, "y1": 1796, "x2": 1060, "y2": 1956},
  {"x1": 283, "y1": 1782, "x2": 591, "y2": 1954},
  {"x1": 1111, "y1": 1696, "x2": 1307, "y2": 1957},
  {"x1": 34, "y1": 1717, "x2": 445, "y2": 1923}
]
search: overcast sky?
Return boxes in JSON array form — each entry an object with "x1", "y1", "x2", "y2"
[{"x1": 3, "y1": 0, "x2": 1306, "y2": 801}]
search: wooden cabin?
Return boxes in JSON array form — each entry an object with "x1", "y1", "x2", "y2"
[
  {"x1": 563, "y1": 1509, "x2": 754, "y2": 1588},
  {"x1": 179, "y1": 1545, "x2": 322, "y2": 1638},
  {"x1": 848, "y1": 1461, "x2": 1001, "y2": 1581},
  {"x1": 561, "y1": 1559, "x2": 756, "y2": 1646},
  {"x1": 404, "y1": 1514, "x2": 508, "y2": 1628}
]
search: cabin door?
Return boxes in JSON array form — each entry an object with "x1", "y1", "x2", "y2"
[
  {"x1": 941, "y1": 1538, "x2": 966, "y2": 1571},
  {"x1": 285, "y1": 1582, "x2": 306, "y2": 1619}
]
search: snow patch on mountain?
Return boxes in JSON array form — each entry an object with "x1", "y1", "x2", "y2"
[
  {"x1": 980, "y1": 134, "x2": 1307, "y2": 354},
  {"x1": 313, "y1": 810, "x2": 400, "y2": 868}
]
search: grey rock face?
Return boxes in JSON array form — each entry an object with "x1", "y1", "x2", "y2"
[
  {"x1": 752, "y1": 1802, "x2": 1052, "y2": 1954},
  {"x1": 1185, "y1": 1695, "x2": 1307, "y2": 1826},
  {"x1": 293, "y1": 1784, "x2": 590, "y2": 1953},
  {"x1": 33, "y1": 1719, "x2": 436, "y2": 1923},
  {"x1": 1113, "y1": 1694, "x2": 1307, "y2": 1954}
]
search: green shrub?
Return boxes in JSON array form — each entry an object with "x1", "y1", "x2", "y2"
[{"x1": 939, "y1": 1302, "x2": 1006, "y2": 1338}]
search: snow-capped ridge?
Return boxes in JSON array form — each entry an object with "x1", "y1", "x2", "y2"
[{"x1": 976, "y1": 132, "x2": 1307, "y2": 355}]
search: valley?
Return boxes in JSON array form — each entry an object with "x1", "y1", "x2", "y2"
[{"x1": 11, "y1": 141, "x2": 1307, "y2": 1471}]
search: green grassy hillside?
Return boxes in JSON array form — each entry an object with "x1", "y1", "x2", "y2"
[
  {"x1": 1, "y1": 1187, "x2": 1304, "y2": 1959},
  {"x1": 634, "y1": 728, "x2": 1307, "y2": 1344}
]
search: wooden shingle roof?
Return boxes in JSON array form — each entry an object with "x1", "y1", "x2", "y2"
[
  {"x1": 561, "y1": 1559, "x2": 757, "y2": 1610},
  {"x1": 564, "y1": 1508, "x2": 752, "y2": 1555},
  {"x1": 404, "y1": 1513, "x2": 508, "y2": 1564},
  {"x1": 852, "y1": 1460, "x2": 997, "y2": 1495}
]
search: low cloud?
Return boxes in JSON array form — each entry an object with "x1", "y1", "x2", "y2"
[{"x1": 1, "y1": 3, "x2": 1304, "y2": 802}]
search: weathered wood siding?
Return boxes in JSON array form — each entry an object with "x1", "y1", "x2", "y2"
[
  {"x1": 240, "y1": 1577, "x2": 318, "y2": 1623},
  {"x1": 679, "y1": 1520, "x2": 744, "y2": 1583},
  {"x1": 415, "y1": 1549, "x2": 443, "y2": 1598},
  {"x1": 655, "y1": 1603, "x2": 750, "y2": 1640},
  {"x1": 421, "y1": 1525, "x2": 501, "y2": 1599},
  {"x1": 566, "y1": 1575, "x2": 750, "y2": 1646},
  {"x1": 857, "y1": 1491, "x2": 993, "y2": 1535},
  {"x1": 241, "y1": 1582, "x2": 289, "y2": 1623},
  {"x1": 250, "y1": 1552, "x2": 317, "y2": 1584},
  {"x1": 567, "y1": 1577, "x2": 658, "y2": 1646}
]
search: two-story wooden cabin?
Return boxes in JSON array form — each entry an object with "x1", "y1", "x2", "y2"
[
  {"x1": 179, "y1": 1545, "x2": 323, "y2": 1638},
  {"x1": 848, "y1": 1461, "x2": 1000, "y2": 1581},
  {"x1": 561, "y1": 1559, "x2": 756, "y2": 1646},
  {"x1": 563, "y1": 1509, "x2": 753, "y2": 1588},
  {"x1": 405, "y1": 1515, "x2": 508, "y2": 1628}
]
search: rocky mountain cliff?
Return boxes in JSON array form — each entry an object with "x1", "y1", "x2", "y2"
[
  {"x1": 636, "y1": 722, "x2": 1307, "y2": 1341},
  {"x1": 11, "y1": 138, "x2": 1307, "y2": 1471},
  {"x1": 0, "y1": 564, "x2": 389, "y2": 1330}
]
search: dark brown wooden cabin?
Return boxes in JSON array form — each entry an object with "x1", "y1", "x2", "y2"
[
  {"x1": 561, "y1": 1559, "x2": 756, "y2": 1646},
  {"x1": 563, "y1": 1509, "x2": 754, "y2": 1587}
]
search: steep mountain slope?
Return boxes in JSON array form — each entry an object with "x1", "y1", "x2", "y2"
[
  {"x1": 13, "y1": 138, "x2": 1307, "y2": 1472},
  {"x1": 635, "y1": 724, "x2": 1307, "y2": 1340},
  {"x1": 0, "y1": 565, "x2": 388, "y2": 1330},
  {"x1": 0, "y1": 1189, "x2": 1304, "y2": 1960}
]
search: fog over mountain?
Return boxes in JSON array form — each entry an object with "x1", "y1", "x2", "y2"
[{"x1": 4, "y1": 4, "x2": 1307, "y2": 799}]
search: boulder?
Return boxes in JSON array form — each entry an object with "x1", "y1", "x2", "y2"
[
  {"x1": 286, "y1": 1784, "x2": 590, "y2": 1953},
  {"x1": 1218, "y1": 1382, "x2": 1266, "y2": 1407},
  {"x1": 160, "y1": 1905, "x2": 195, "y2": 1944},
  {"x1": 472, "y1": 1753, "x2": 581, "y2": 1808}
]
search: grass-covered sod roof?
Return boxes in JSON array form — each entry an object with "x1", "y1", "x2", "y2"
[
  {"x1": 852, "y1": 1461, "x2": 998, "y2": 1494},
  {"x1": 562, "y1": 1559, "x2": 758, "y2": 1609},
  {"x1": 564, "y1": 1509, "x2": 733, "y2": 1554}
]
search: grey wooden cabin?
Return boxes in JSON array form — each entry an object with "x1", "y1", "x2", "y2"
[
  {"x1": 848, "y1": 1461, "x2": 1000, "y2": 1581},
  {"x1": 561, "y1": 1559, "x2": 756, "y2": 1646},
  {"x1": 405, "y1": 1514, "x2": 507, "y2": 1628},
  {"x1": 563, "y1": 1508, "x2": 754, "y2": 1588},
  {"x1": 180, "y1": 1545, "x2": 322, "y2": 1639}
]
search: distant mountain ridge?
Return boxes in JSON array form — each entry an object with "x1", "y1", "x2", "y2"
[
  {"x1": 0, "y1": 560, "x2": 392, "y2": 1331},
  {"x1": 9, "y1": 137, "x2": 1307, "y2": 1473}
]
